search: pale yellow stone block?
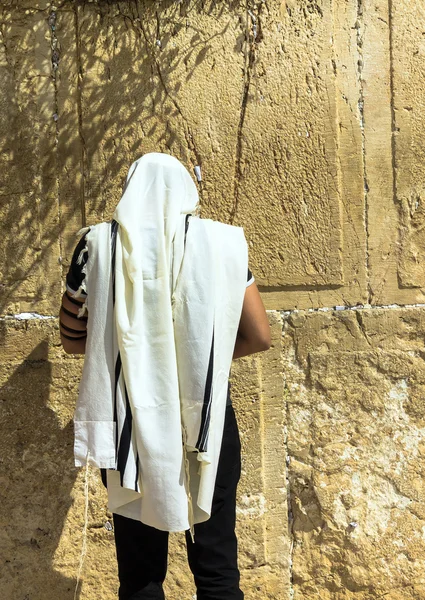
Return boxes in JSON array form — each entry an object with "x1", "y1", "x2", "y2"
[
  {"x1": 284, "y1": 307, "x2": 425, "y2": 598},
  {"x1": 0, "y1": 9, "x2": 63, "y2": 315}
]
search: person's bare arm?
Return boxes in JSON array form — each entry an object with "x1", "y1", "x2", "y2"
[
  {"x1": 59, "y1": 291, "x2": 87, "y2": 355},
  {"x1": 233, "y1": 282, "x2": 271, "y2": 360}
]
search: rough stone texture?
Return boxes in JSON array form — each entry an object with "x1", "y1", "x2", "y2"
[
  {"x1": 1, "y1": 1, "x2": 425, "y2": 599},
  {"x1": 357, "y1": 0, "x2": 425, "y2": 306},
  {"x1": 283, "y1": 306, "x2": 425, "y2": 598},
  {"x1": 390, "y1": 0, "x2": 425, "y2": 299},
  {"x1": 0, "y1": 315, "x2": 285, "y2": 600},
  {"x1": 0, "y1": 320, "x2": 82, "y2": 598},
  {"x1": 0, "y1": 7, "x2": 61, "y2": 316}
]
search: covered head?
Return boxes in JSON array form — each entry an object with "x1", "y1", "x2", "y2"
[{"x1": 112, "y1": 152, "x2": 199, "y2": 286}]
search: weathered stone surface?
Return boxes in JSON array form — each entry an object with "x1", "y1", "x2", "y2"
[
  {"x1": 0, "y1": 316, "x2": 286, "y2": 600},
  {"x1": 231, "y1": 1, "x2": 343, "y2": 287},
  {"x1": 283, "y1": 306, "x2": 425, "y2": 598},
  {"x1": 74, "y1": 0, "x2": 367, "y2": 310},
  {"x1": 2, "y1": 1, "x2": 425, "y2": 599},
  {"x1": 6, "y1": 308, "x2": 425, "y2": 599},
  {"x1": 390, "y1": 1, "x2": 425, "y2": 296},
  {"x1": 0, "y1": 8, "x2": 62, "y2": 316},
  {"x1": 360, "y1": 0, "x2": 425, "y2": 305},
  {"x1": 0, "y1": 329, "x2": 81, "y2": 598}
]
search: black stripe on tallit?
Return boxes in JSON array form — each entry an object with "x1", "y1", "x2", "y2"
[
  {"x1": 111, "y1": 220, "x2": 122, "y2": 462},
  {"x1": 185, "y1": 214, "x2": 191, "y2": 244},
  {"x1": 135, "y1": 453, "x2": 140, "y2": 492},
  {"x1": 117, "y1": 380, "x2": 133, "y2": 487},
  {"x1": 111, "y1": 219, "x2": 119, "y2": 306},
  {"x1": 111, "y1": 219, "x2": 137, "y2": 487},
  {"x1": 195, "y1": 328, "x2": 214, "y2": 452},
  {"x1": 114, "y1": 353, "x2": 122, "y2": 455}
]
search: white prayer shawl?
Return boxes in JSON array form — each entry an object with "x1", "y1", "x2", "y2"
[{"x1": 73, "y1": 153, "x2": 248, "y2": 532}]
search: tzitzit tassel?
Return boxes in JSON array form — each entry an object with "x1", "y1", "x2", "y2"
[
  {"x1": 73, "y1": 264, "x2": 88, "y2": 300},
  {"x1": 76, "y1": 246, "x2": 88, "y2": 266},
  {"x1": 74, "y1": 451, "x2": 90, "y2": 600},
  {"x1": 182, "y1": 428, "x2": 196, "y2": 543},
  {"x1": 76, "y1": 226, "x2": 91, "y2": 238},
  {"x1": 72, "y1": 284, "x2": 86, "y2": 299},
  {"x1": 77, "y1": 300, "x2": 88, "y2": 318}
]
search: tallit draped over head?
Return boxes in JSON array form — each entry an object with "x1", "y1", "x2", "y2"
[
  {"x1": 113, "y1": 152, "x2": 199, "y2": 305},
  {"x1": 73, "y1": 152, "x2": 248, "y2": 532}
]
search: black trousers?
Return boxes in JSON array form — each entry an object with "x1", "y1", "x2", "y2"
[{"x1": 102, "y1": 404, "x2": 244, "y2": 600}]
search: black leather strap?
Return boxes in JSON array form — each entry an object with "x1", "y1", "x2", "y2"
[{"x1": 61, "y1": 305, "x2": 88, "y2": 322}]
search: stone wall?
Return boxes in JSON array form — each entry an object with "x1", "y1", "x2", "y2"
[{"x1": 1, "y1": 1, "x2": 425, "y2": 598}]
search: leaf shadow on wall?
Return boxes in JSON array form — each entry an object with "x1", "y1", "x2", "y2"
[
  {"x1": 69, "y1": 0, "x2": 243, "y2": 220},
  {"x1": 0, "y1": 0, "x2": 246, "y2": 314},
  {"x1": 0, "y1": 340, "x2": 81, "y2": 599}
]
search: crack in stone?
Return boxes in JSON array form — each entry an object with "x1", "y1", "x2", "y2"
[
  {"x1": 356, "y1": 0, "x2": 372, "y2": 304},
  {"x1": 354, "y1": 309, "x2": 373, "y2": 346},
  {"x1": 134, "y1": 3, "x2": 203, "y2": 172},
  {"x1": 256, "y1": 356, "x2": 270, "y2": 562},
  {"x1": 278, "y1": 301, "x2": 425, "y2": 316},
  {"x1": 387, "y1": 0, "x2": 401, "y2": 287},
  {"x1": 0, "y1": 313, "x2": 56, "y2": 321},
  {"x1": 2, "y1": 302, "x2": 424, "y2": 322},
  {"x1": 283, "y1": 385, "x2": 296, "y2": 600},
  {"x1": 229, "y1": 1, "x2": 263, "y2": 224},
  {"x1": 72, "y1": 2, "x2": 87, "y2": 229},
  {"x1": 49, "y1": 3, "x2": 64, "y2": 291}
]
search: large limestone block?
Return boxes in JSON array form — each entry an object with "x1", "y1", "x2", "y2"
[
  {"x1": 392, "y1": 1, "x2": 425, "y2": 296},
  {"x1": 233, "y1": 0, "x2": 367, "y2": 309},
  {"x1": 70, "y1": 0, "x2": 366, "y2": 310},
  {"x1": 0, "y1": 321, "x2": 81, "y2": 598},
  {"x1": 361, "y1": 0, "x2": 425, "y2": 304},
  {"x1": 230, "y1": 2, "x2": 342, "y2": 285},
  {"x1": 284, "y1": 306, "x2": 425, "y2": 598},
  {"x1": 0, "y1": 319, "x2": 118, "y2": 599},
  {"x1": 0, "y1": 5, "x2": 84, "y2": 316},
  {"x1": 0, "y1": 8, "x2": 61, "y2": 316}
]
